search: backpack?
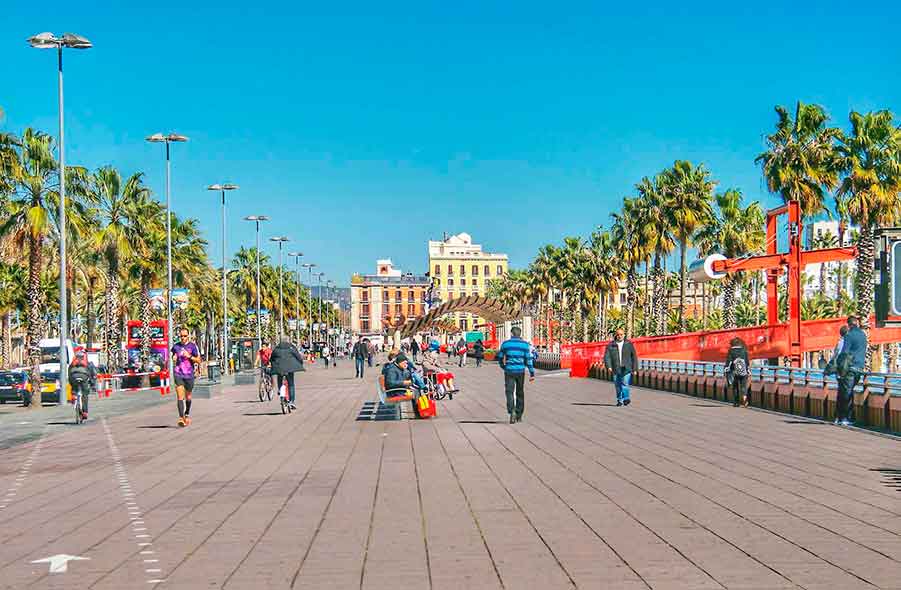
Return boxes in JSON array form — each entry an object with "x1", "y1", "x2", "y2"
[
  {"x1": 834, "y1": 352, "x2": 853, "y2": 377},
  {"x1": 730, "y1": 356, "x2": 748, "y2": 378}
]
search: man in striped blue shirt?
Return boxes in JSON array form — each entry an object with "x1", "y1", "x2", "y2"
[{"x1": 496, "y1": 326, "x2": 535, "y2": 424}]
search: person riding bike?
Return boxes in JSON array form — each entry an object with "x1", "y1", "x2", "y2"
[
  {"x1": 258, "y1": 341, "x2": 273, "y2": 379},
  {"x1": 270, "y1": 336, "x2": 304, "y2": 410},
  {"x1": 68, "y1": 350, "x2": 97, "y2": 421},
  {"x1": 422, "y1": 340, "x2": 457, "y2": 392}
]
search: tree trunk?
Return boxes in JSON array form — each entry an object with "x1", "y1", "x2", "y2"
[
  {"x1": 722, "y1": 277, "x2": 737, "y2": 329},
  {"x1": 0, "y1": 312, "x2": 8, "y2": 369},
  {"x1": 626, "y1": 268, "x2": 637, "y2": 339},
  {"x1": 27, "y1": 234, "x2": 43, "y2": 407},
  {"x1": 652, "y1": 254, "x2": 665, "y2": 335},
  {"x1": 600, "y1": 294, "x2": 608, "y2": 338},
  {"x1": 106, "y1": 273, "x2": 121, "y2": 370},
  {"x1": 140, "y1": 283, "x2": 152, "y2": 369},
  {"x1": 679, "y1": 239, "x2": 688, "y2": 333},
  {"x1": 86, "y1": 278, "x2": 95, "y2": 349},
  {"x1": 854, "y1": 224, "x2": 876, "y2": 369},
  {"x1": 819, "y1": 262, "x2": 827, "y2": 297}
]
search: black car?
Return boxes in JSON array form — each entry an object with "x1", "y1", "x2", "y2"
[{"x1": 0, "y1": 371, "x2": 28, "y2": 404}]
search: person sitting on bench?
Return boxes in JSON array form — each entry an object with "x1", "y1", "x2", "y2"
[
  {"x1": 422, "y1": 340, "x2": 457, "y2": 392},
  {"x1": 383, "y1": 353, "x2": 425, "y2": 417}
]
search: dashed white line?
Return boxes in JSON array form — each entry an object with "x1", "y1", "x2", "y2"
[
  {"x1": 0, "y1": 427, "x2": 47, "y2": 513},
  {"x1": 102, "y1": 418, "x2": 165, "y2": 586}
]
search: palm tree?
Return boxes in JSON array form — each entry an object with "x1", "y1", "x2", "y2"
[
  {"x1": 611, "y1": 198, "x2": 648, "y2": 338},
  {"x1": 756, "y1": 101, "x2": 840, "y2": 218},
  {"x1": 635, "y1": 175, "x2": 674, "y2": 334},
  {"x1": 87, "y1": 167, "x2": 152, "y2": 369},
  {"x1": 0, "y1": 129, "x2": 87, "y2": 406},
  {"x1": 835, "y1": 110, "x2": 901, "y2": 363},
  {"x1": 0, "y1": 261, "x2": 25, "y2": 368},
  {"x1": 586, "y1": 229, "x2": 623, "y2": 338},
  {"x1": 660, "y1": 160, "x2": 715, "y2": 332},
  {"x1": 810, "y1": 229, "x2": 837, "y2": 296},
  {"x1": 695, "y1": 189, "x2": 765, "y2": 328}
]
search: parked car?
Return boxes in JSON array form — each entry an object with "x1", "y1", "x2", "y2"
[
  {"x1": 0, "y1": 370, "x2": 29, "y2": 405},
  {"x1": 37, "y1": 371, "x2": 63, "y2": 404}
]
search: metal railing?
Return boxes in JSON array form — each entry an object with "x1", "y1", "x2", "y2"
[
  {"x1": 638, "y1": 358, "x2": 901, "y2": 396},
  {"x1": 535, "y1": 352, "x2": 561, "y2": 371}
]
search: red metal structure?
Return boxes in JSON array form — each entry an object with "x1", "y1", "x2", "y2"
[{"x1": 565, "y1": 200, "x2": 901, "y2": 376}]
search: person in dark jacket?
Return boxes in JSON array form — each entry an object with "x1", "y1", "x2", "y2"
[
  {"x1": 724, "y1": 337, "x2": 750, "y2": 407},
  {"x1": 836, "y1": 316, "x2": 868, "y2": 425},
  {"x1": 351, "y1": 338, "x2": 368, "y2": 379},
  {"x1": 472, "y1": 339, "x2": 485, "y2": 367},
  {"x1": 603, "y1": 328, "x2": 638, "y2": 406},
  {"x1": 383, "y1": 353, "x2": 422, "y2": 417},
  {"x1": 69, "y1": 350, "x2": 97, "y2": 419},
  {"x1": 269, "y1": 337, "x2": 304, "y2": 410},
  {"x1": 496, "y1": 327, "x2": 535, "y2": 423}
]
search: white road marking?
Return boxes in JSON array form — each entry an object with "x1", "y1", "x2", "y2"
[{"x1": 30, "y1": 554, "x2": 90, "y2": 574}]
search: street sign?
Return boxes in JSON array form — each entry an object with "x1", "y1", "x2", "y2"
[{"x1": 892, "y1": 240, "x2": 901, "y2": 316}]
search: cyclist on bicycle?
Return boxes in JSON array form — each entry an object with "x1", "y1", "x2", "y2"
[
  {"x1": 69, "y1": 350, "x2": 97, "y2": 421},
  {"x1": 270, "y1": 336, "x2": 304, "y2": 410},
  {"x1": 258, "y1": 341, "x2": 273, "y2": 378}
]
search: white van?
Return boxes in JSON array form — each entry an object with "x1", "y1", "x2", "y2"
[{"x1": 38, "y1": 338, "x2": 79, "y2": 374}]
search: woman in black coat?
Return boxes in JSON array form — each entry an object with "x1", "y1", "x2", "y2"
[
  {"x1": 269, "y1": 337, "x2": 304, "y2": 409},
  {"x1": 725, "y1": 337, "x2": 750, "y2": 407},
  {"x1": 472, "y1": 339, "x2": 485, "y2": 367}
]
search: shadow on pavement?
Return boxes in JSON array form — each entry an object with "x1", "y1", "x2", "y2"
[
  {"x1": 457, "y1": 420, "x2": 505, "y2": 424},
  {"x1": 689, "y1": 404, "x2": 725, "y2": 408},
  {"x1": 782, "y1": 420, "x2": 826, "y2": 425},
  {"x1": 571, "y1": 402, "x2": 619, "y2": 407},
  {"x1": 232, "y1": 400, "x2": 259, "y2": 404},
  {"x1": 137, "y1": 425, "x2": 174, "y2": 429},
  {"x1": 243, "y1": 412, "x2": 283, "y2": 416}
]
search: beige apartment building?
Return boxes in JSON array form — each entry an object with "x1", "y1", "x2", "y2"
[{"x1": 428, "y1": 233, "x2": 508, "y2": 332}]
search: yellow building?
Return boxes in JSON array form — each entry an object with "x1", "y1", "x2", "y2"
[{"x1": 428, "y1": 233, "x2": 508, "y2": 333}]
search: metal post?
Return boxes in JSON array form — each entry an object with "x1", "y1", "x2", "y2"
[
  {"x1": 221, "y1": 189, "x2": 227, "y2": 372},
  {"x1": 57, "y1": 45, "x2": 68, "y2": 403},
  {"x1": 165, "y1": 143, "x2": 174, "y2": 395},
  {"x1": 278, "y1": 243, "x2": 284, "y2": 339},
  {"x1": 317, "y1": 274, "x2": 323, "y2": 343},
  {"x1": 307, "y1": 265, "x2": 314, "y2": 346},
  {"x1": 255, "y1": 221, "x2": 261, "y2": 347}
]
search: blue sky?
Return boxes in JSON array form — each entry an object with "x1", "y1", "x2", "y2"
[{"x1": 3, "y1": 1, "x2": 900, "y2": 286}]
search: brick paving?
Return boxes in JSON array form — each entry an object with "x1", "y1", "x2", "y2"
[{"x1": 0, "y1": 360, "x2": 898, "y2": 589}]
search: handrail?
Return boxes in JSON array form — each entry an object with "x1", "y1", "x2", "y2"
[{"x1": 637, "y1": 358, "x2": 901, "y2": 396}]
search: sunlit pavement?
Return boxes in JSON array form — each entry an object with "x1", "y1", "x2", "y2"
[{"x1": 0, "y1": 360, "x2": 898, "y2": 589}]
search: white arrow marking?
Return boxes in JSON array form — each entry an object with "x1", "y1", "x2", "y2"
[{"x1": 31, "y1": 554, "x2": 90, "y2": 573}]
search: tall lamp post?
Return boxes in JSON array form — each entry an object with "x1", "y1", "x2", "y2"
[
  {"x1": 326, "y1": 279, "x2": 334, "y2": 352},
  {"x1": 301, "y1": 263, "x2": 316, "y2": 346},
  {"x1": 288, "y1": 252, "x2": 303, "y2": 346},
  {"x1": 316, "y1": 272, "x2": 325, "y2": 343},
  {"x1": 28, "y1": 32, "x2": 91, "y2": 404},
  {"x1": 269, "y1": 237, "x2": 290, "y2": 339},
  {"x1": 243, "y1": 216, "x2": 269, "y2": 349},
  {"x1": 146, "y1": 133, "x2": 189, "y2": 391},
  {"x1": 207, "y1": 183, "x2": 238, "y2": 371}
]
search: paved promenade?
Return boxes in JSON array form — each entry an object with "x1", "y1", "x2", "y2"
[{"x1": 0, "y1": 360, "x2": 898, "y2": 589}]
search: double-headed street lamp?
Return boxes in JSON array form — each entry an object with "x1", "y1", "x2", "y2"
[
  {"x1": 269, "y1": 237, "x2": 290, "y2": 339},
  {"x1": 146, "y1": 133, "x2": 189, "y2": 388},
  {"x1": 301, "y1": 263, "x2": 316, "y2": 345},
  {"x1": 28, "y1": 32, "x2": 91, "y2": 404},
  {"x1": 243, "y1": 215, "x2": 268, "y2": 349},
  {"x1": 208, "y1": 183, "x2": 238, "y2": 371},
  {"x1": 288, "y1": 252, "x2": 303, "y2": 346}
]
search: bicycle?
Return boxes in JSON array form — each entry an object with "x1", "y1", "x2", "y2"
[
  {"x1": 277, "y1": 376, "x2": 293, "y2": 415},
  {"x1": 72, "y1": 381, "x2": 89, "y2": 424},
  {"x1": 258, "y1": 367, "x2": 273, "y2": 402}
]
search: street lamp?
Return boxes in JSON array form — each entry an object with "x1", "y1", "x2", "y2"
[
  {"x1": 301, "y1": 263, "x2": 316, "y2": 346},
  {"x1": 316, "y1": 272, "x2": 326, "y2": 343},
  {"x1": 208, "y1": 183, "x2": 238, "y2": 372},
  {"x1": 146, "y1": 133, "x2": 189, "y2": 390},
  {"x1": 326, "y1": 279, "x2": 334, "y2": 352},
  {"x1": 28, "y1": 32, "x2": 91, "y2": 404},
  {"x1": 288, "y1": 252, "x2": 303, "y2": 346},
  {"x1": 243, "y1": 215, "x2": 269, "y2": 349},
  {"x1": 269, "y1": 236, "x2": 290, "y2": 339}
]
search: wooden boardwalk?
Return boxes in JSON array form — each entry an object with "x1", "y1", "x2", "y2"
[{"x1": 0, "y1": 361, "x2": 898, "y2": 589}]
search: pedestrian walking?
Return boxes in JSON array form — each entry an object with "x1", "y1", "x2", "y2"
[
  {"x1": 456, "y1": 336, "x2": 468, "y2": 367},
  {"x1": 835, "y1": 316, "x2": 867, "y2": 426},
  {"x1": 270, "y1": 336, "x2": 304, "y2": 410},
  {"x1": 352, "y1": 338, "x2": 368, "y2": 378},
  {"x1": 367, "y1": 340, "x2": 374, "y2": 367},
  {"x1": 725, "y1": 337, "x2": 750, "y2": 407},
  {"x1": 603, "y1": 328, "x2": 637, "y2": 407},
  {"x1": 171, "y1": 328, "x2": 202, "y2": 427},
  {"x1": 321, "y1": 344, "x2": 330, "y2": 368},
  {"x1": 411, "y1": 337, "x2": 420, "y2": 362},
  {"x1": 473, "y1": 339, "x2": 485, "y2": 367},
  {"x1": 496, "y1": 326, "x2": 535, "y2": 424}
]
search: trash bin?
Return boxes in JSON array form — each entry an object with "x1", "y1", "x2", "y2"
[{"x1": 207, "y1": 362, "x2": 221, "y2": 383}]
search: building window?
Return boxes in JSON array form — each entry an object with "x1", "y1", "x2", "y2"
[
  {"x1": 472, "y1": 279, "x2": 478, "y2": 287},
  {"x1": 448, "y1": 278, "x2": 454, "y2": 287},
  {"x1": 361, "y1": 290, "x2": 368, "y2": 302},
  {"x1": 383, "y1": 304, "x2": 389, "y2": 315},
  {"x1": 460, "y1": 319, "x2": 468, "y2": 331},
  {"x1": 408, "y1": 304, "x2": 416, "y2": 315},
  {"x1": 472, "y1": 265, "x2": 479, "y2": 276},
  {"x1": 460, "y1": 265, "x2": 466, "y2": 276},
  {"x1": 484, "y1": 265, "x2": 490, "y2": 276},
  {"x1": 362, "y1": 320, "x2": 369, "y2": 331},
  {"x1": 395, "y1": 304, "x2": 402, "y2": 315},
  {"x1": 434, "y1": 264, "x2": 441, "y2": 276},
  {"x1": 496, "y1": 265, "x2": 503, "y2": 276},
  {"x1": 395, "y1": 290, "x2": 401, "y2": 301},
  {"x1": 383, "y1": 290, "x2": 389, "y2": 301},
  {"x1": 361, "y1": 304, "x2": 370, "y2": 316},
  {"x1": 447, "y1": 265, "x2": 454, "y2": 276},
  {"x1": 620, "y1": 293, "x2": 626, "y2": 304},
  {"x1": 408, "y1": 290, "x2": 414, "y2": 302},
  {"x1": 461, "y1": 279, "x2": 466, "y2": 287},
  {"x1": 434, "y1": 278, "x2": 440, "y2": 287}
]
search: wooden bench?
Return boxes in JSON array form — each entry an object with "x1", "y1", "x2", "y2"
[{"x1": 377, "y1": 375, "x2": 415, "y2": 419}]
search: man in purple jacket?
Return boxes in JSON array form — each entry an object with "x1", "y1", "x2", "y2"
[{"x1": 171, "y1": 328, "x2": 201, "y2": 427}]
